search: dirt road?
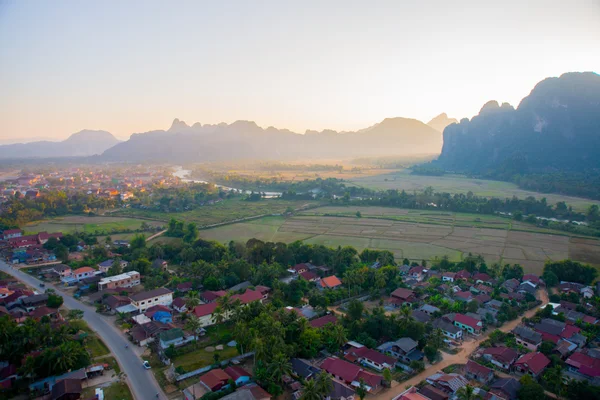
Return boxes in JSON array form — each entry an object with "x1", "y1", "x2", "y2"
[{"x1": 371, "y1": 289, "x2": 549, "y2": 400}]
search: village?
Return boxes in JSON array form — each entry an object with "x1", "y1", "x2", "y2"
[{"x1": 1, "y1": 220, "x2": 599, "y2": 400}]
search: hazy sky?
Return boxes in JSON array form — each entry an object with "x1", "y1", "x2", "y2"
[{"x1": 1, "y1": 1, "x2": 599, "y2": 141}]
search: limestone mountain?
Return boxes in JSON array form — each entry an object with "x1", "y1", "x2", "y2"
[
  {"x1": 427, "y1": 113, "x2": 458, "y2": 133},
  {"x1": 101, "y1": 117, "x2": 442, "y2": 162},
  {"x1": 0, "y1": 130, "x2": 120, "y2": 159},
  {"x1": 436, "y1": 72, "x2": 600, "y2": 174}
]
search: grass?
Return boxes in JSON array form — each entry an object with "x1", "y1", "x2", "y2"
[
  {"x1": 346, "y1": 169, "x2": 600, "y2": 212},
  {"x1": 24, "y1": 215, "x2": 163, "y2": 235},
  {"x1": 173, "y1": 346, "x2": 239, "y2": 372},
  {"x1": 82, "y1": 382, "x2": 133, "y2": 400},
  {"x1": 99, "y1": 356, "x2": 122, "y2": 375},
  {"x1": 112, "y1": 198, "x2": 320, "y2": 227},
  {"x1": 195, "y1": 205, "x2": 600, "y2": 274},
  {"x1": 86, "y1": 336, "x2": 110, "y2": 358}
]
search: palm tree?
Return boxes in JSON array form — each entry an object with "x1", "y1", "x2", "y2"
[
  {"x1": 457, "y1": 385, "x2": 480, "y2": 400},
  {"x1": 330, "y1": 324, "x2": 348, "y2": 349},
  {"x1": 315, "y1": 371, "x2": 333, "y2": 397},
  {"x1": 213, "y1": 306, "x2": 225, "y2": 324},
  {"x1": 185, "y1": 315, "x2": 203, "y2": 346},
  {"x1": 355, "y1": 379, "x2": 368, "y2": 400},
  {"x1": 399, "y1": 304, "x2": 412, "y2": 321},
  {"x1": 185, "y1": 291, "x2": 200, "y2": 310},
  {"x1": 252, "y1": 336, "x2": 265, "y2": 364},
  {"x1": 299, "y1": 378, "x2": 321, "y2": 400},
  {"x1": 116, "y1": 312, "x2": 128, "y2": 323},
  {"x1": 267, "y1": 353, "x2": 292, "y2": 384}
]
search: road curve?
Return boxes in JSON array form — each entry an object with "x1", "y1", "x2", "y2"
[{"x1": 0, "y1": 261, "x2": 163, "y2": 400}]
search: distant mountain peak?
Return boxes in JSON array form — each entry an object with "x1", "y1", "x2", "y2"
[
  {"x1": 169, "y1": 118, "x2": 191, "y2": 132},
  {"x1": 427, "y1": 113, "x2": 458, "y2": 133}
]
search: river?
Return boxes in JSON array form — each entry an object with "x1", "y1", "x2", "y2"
[{"x1": 172, "y1": 167, "x2": 282, "y2": 198}]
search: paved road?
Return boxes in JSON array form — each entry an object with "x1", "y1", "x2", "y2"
[
  {"x1": 372, "y1": 289, "x2": 550, "y2": 400},
  {"x1": 0, "y1": 261, "x2": 162, "y2": 400}
]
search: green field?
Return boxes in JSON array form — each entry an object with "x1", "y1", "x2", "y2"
[
  {"x1": 173, "y1": 346, "x2": 238, "y2": 372},
  {"x1": 82, "y1": 382, "x2": 133, "y2": 400},
  {"x1": 24, "y1": 215, "x2": 163, "y2": 235},
  {"x1": 113, "y1": 198, "x2": 320, "y2": 227},
  {"x1": 198, "y1": 205, "x2": 600, "y2": 275},
  {"x1": 347, "y1": 169, "x2": 600, "y2": 212}
]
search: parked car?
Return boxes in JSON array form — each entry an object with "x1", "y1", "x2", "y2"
[
  {"x1": 39, "y1": 283, "x2": 45, "y2": 288},
  {"x1": 143, "y1": 361, "x2": 151, "y2": 370}
]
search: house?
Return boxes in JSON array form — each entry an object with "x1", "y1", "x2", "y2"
[
  {"x1": 130, "y1": 287, "x2": 173, "y2": 312},
  {"x1": 489, "y1": 378, "x2": 521, "y2": 400},
  {"x1": 394, "y1": 387, "x2": 431, "y2": 400},
  {"x1": 320, "y1": 357, "x2": 382, "y2": 392},
  {"x1": 388, "y1": 288, "x2": 416, "y2": 307},
  {"x1": 199, "y1": 368, "x2": 232, "y2": 392},
  {"x1": 377, "y1": 337, "x2": 424, "y2": 364},
  {"x1": 442, "y1": 272, "x2": 456, "y2": 282},
  {"x1": 129, "y1": 321, "x2": 170, "y2": 346},
  {"x1": 411, "y1": 310, "x2": 431, "y2": 324},
  {"x1": 98, "y1": 271, "x2": 141, "y2": 291},
  {"x1": 152, "y1": 259, "x2": 168, "y2": 271},
  {"x1": 29, "y1": 306, "x2": 62, "y2": 321},
  {"x1": 97, "y1": 259, "x2": 128, "y2": 273},
  {"x1": 193, "y1": 303, "x2": 219, "y2": 327},
  {"x1": 288, "y1": 263, "x2": 310, "y2": 274},
  {"x1": 502, "y1": 279, "x2": 520, "y2": 292},
  {"x1": 201, "y1": 290, "x2": 227, "y2": 303},
  {"x1": 224, "y1": 365, "x2": 252, "y2": 387},
  {"x1": 432, "y1": 318, "x2": 463, "y2": 340},
  {"x1": 299, "y1": 270, "x2": 319, "y2": 282},
  {"x1": 580, "y1": 286, "x2": 594, "y2": 299},
  {"x1": 425, "y1": 372, "x2": 468, "y2": 393},
  {"x1": 20, "y1": 293, "x2": 49, "y2": 312},
  {"x1": 419, "y1": 385, "x2": 449, "y2": 400},
  {"x1": 151, "y1": 310, "x2": 173, "y2": 324},
  {"x1": 177, "y1": 282, "x2": 193, "y2": 293},
  {"x1": 103, "y1": 295, "x2": 131, "y2": 313},
  {"x1": 454, "y1": 291, "x2": 473, "y2": 302},
  {"x1": 517, "y1": 282, "x2": 537, "y2": 296},
  {"x1": 472, "y1": 284, "x2": 492, "y2": 295},
  {"x1": 465, "y1": 360, "x2": 494, "y2": 384},
  {"x1": 172, "y1": 297, "x2": 187, "y2": 313},
  {"x1": 345, "y1": 346, "x2": 395, "y2": 371},
  {"x1": 51, "y1": 264, "x2": 72, "y2": 278},
  {"x1": 291, "y1": 358, "x2": 321, "y2": 380},
  {"x1": 533, "y1": 318, "x2": 580, "y2": 344},
  {"x1": 512, "y1": 325, "x2": 542, "y2": 351},
  {"x1": 319, "y1": 276, "x2": 343, "y2": 289},
  {"x1": 3, "y1": 229, "x2": 22, "y2": 240},
  {"x1": 554, "y1": 340, "x2": 578, "y2": 359},
  {"x1": 408, "y1": 266, "x2": 426, "y2": 281},
  {"x1": 482, "y1": 347, "x2": 518, "y2": 370},
  {"x1": 564, "y1": 309, "x2": 598, "y2": 325},
  {"x1": 522, "y1": 274, "x2": 540, "y2": 287},
  {"x1": 474, "y1": 294, "x2": 491, "y2": 305},
  {"x1": 513, "y1": 352, "x2": 550, "y2": 378},
  {"x1": 453, "y1": 313, "x2": 482, "y2": 335},
  {"x1": 455, "y1": 270, "x2": 471, "y2": 281},
  {"x1": 558, "y1": 282, "x2": 584, "y2": 295},
  {"x1": 565, "y1": 352, "x2": 600, "y2": 382},
  {"x1": 473, "y1": 273, "x2": 492, "y2": 285},
  {"x1": 219, "y1": 384, "x2": 272, "y2": 400},
  {"x1": 51, "y1": 378, "x2": 82, "y2": 400},
  {"x1": 309, "y1": 314, "x2": 338, "y2": 328},
  {"x1": 72, "y1": 267, "x2": 95, "y2": 282},
  {"x1": 420, "y1": 304, "x2": 440, "y2": 316},
  {"x1": 159, "y1": 328, "x2": 195, "y2": 349}
]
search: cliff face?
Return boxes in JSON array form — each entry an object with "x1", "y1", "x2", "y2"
[{"x1": 437, "y1": 72, "x2": 600, "y2": 173}]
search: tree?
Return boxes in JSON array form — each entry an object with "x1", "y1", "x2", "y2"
[
  {"x1": 185, "y1": 316, "x2": 203, "y2": 345},
  {"x1": 423, "y1": 345, "x2": 438, "y2": 363},
  {"x1": 183, "y1": 222, "x2": 199, "y2": 243},
  {"x1": 185, "y1": 291, "x2": 201, "y2": 309},
  {"x1": 299, "y1": 378, "x2": 321, "y2": 400},
  {"x1": 457, "y1": 385, "x2": 479, "y2": 400},
  {"x1": 267, "y1": 353, "x2": 291, "y2": 385},
  {"x1": 356, "y1": 211, "x2": 362, "y2": 218},
  {"x1": 347, "y1": 299, "x2": 364, "y2": 321},
  {"x1": 355, "y1": 379, "x2": 368, "y2": 400},
  {"x1": 107, "y1": 259, "x2": 122, "y2": 276},
  {"x1": 66, "y1": 309, "x2": 84, "y2": 321},
  {"x1": 382, "y1": 368, "x2": 393, "y2": 384},
  {"x1": 47, "y1": 294, "x2": 63, "y2": 308},
  {"x1": 542, "y1": 270, "x2": 559, "y2": 287},
  {"x1": 518, "y1": 375, "x2": 545, "y2": 400},
  {"x1": 315, "y1": 370, "x2": 333, "y2": 397},
  {"x1": 130, "y1": 233, "x2": 146, "y2": 250},
  {"x1": 322, "y1": 324, "x2": 347, "y2": 352}
]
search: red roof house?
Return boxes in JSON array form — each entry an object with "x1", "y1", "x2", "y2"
[
  {"x1": 199, "y1": 368, "x2": 232, "y2": 392},
  {"x1": 513, "y1": 352, "x2": 550, "y2": 378},
  {"x1": 309, "y1": 314, "x2": 338, "y2": 328}
]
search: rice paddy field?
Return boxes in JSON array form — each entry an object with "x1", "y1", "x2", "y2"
[
  {"x1": 24, "y1": 215, "x2": 164, "y2": 235},
  {"x1": 198, "y1": 206, "x2": 600, "y2": 275},
  {"x1": 346, "y1": 169, "x2": 600, "y2": 212}
]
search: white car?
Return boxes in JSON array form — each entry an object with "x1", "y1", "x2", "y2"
[{"x1": 143, "y1": 361, "x2": 151, "y2": 370}]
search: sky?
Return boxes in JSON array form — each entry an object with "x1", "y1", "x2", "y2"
[{"x1": 1, "y1": 1, "x2": 599, "y2": 141}]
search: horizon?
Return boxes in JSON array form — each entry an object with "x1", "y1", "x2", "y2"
[{"x1": 1, "y1": 1, "x2": 599, "y2": 141}]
